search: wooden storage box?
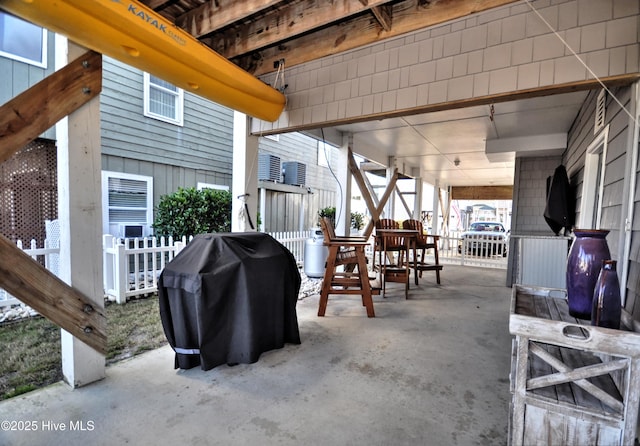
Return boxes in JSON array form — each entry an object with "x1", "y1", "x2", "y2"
[{"x1": 509, "y1": 285, "x2": 640, "y2": 446}]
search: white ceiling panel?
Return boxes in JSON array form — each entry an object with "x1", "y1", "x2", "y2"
[{"x1": 335, "y1": 91, "x2": 589, "y2": 187}]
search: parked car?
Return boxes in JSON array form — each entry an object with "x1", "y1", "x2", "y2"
[{"x1": 458, "y1": 221, "x2": 509, "y2": 257}]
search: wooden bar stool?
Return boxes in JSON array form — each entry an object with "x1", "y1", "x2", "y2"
[
  {"x1": 317, "y1": 217, "x2": 379, "y2": 317},
  {"x1": 402, "y1": 219, "x2": 443, "y2": 285}
]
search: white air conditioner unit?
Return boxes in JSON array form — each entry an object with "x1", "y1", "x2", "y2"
[
  {"x1": 117, "y1": 224, "x2": 145, "y2": 238},
  {"x1": 258, "y1": 154, "x2": 281, "y2": 182},
  {"x1": 282, "y1": 161, "x2": 306, "y2": 186}
]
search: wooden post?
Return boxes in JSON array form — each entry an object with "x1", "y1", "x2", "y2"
[
  {"x1": 231, "y1": 111, "x2": 259, "y2": 232},
  {"x1": 56, "y1": 38, "x2": 105, "y2": 387}
]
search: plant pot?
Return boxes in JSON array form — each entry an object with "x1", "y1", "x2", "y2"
[
  {"x1": 566, "y1": 229, "x2": 611, "y2": 320},
  {"x1": 591, "y1": 259, "x2": 621, "y2": 329}
]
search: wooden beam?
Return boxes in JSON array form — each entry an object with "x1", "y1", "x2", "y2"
[
  {"x1": 0, "y1": 51, "x2": 102, "y2": 164},
  {"x1": 175, "y1": 0, "x2": 283, "y2": 38},
  {"x1": 0, "y1": 235, "x2": 106, "y2": 354},
  {"x1": 348, "y1": 149, "x2": 378, "y2": 219},
  {"x1": 451, "y1": 185, "x2": 514, "y2": 200},
  {"x1": 362, "y1": 169, "x2": 400, "y2": 239},
  {"x1": 205, "y1": 0, "x2": 395, "y2": 58},
  {"x1": 370, "y1": 5, "x2": 393, "y2": 32},
  {"x1": 234, "y1": 0, "x2": 520, "y2": 75},
  {"x1": 395, "y1": 184, "x2": 412, "y2": 218}
]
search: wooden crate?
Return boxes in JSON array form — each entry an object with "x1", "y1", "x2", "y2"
[{"x1": 509, "y1": 285, "x2": 640, "y2": 446}]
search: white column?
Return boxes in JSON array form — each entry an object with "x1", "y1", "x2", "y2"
[
  {"x1": 232, "y1": 111, "x2": 259, "y2": 232},
  {"x1": 413, "y1": 176, "x2": 423, "y2": 220},
  {"x1": 56, "y1": 37, "x2": 105, "y2": 387},
  {"x1": 432, "y1": 180, "x2": 440, "y2": 235},
  {"x1": 385, "y1": 156, "x2": 396, "y2": 219},
  {"x1": 334, "y1": 134, "x2": 352, "y2": 236}
]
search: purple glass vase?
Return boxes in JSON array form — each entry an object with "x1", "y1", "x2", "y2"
[
  {"x1": 566, "y1": 229, "x2": 611, "y2": 319},
  {"x1": 591, "y1": 260, "x2": 621, "y2": 329}
]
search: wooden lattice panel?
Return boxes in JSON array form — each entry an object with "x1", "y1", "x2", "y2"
[{"x1": 0, "y1": 138, "x2": 57, "y2": 244}]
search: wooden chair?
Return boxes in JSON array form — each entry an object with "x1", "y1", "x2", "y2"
[
  {"x1": 374, "y1": 218, "x2": 412, "y2": 298},
  {"x1": 402, "y1": 219, "x2": 442, "y2": 285},
  {"x1": 373, "y1": 219, "x2": 406, "y2": 270},
  {"x1": 318, "y1": 217, "x2": 379, "y2": 317}
]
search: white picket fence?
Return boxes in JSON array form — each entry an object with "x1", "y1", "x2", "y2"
[
  {"x1": 437, "y1": 232, "x2": 508, "y2": 269},
  {"x1": 266, "y1": 230, "x2": 312, "y2": 265},
  {"x1": 0, "y1": 238, "x2": 60, "y2": 310},
  {"x1": 102, "y1": 230, "x2": 312, "y2": 304},
  {"x1": 1, "y1": 229, "x2": 506, "y2": 312},
  {"x1": 102, "y1": 234, "x2": 192, "y2": 304}
]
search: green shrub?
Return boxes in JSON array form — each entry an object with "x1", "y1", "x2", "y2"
[{"x1": 153, "y1": 187, "x2": 231, "y2": 239}]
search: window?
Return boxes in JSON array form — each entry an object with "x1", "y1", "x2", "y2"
[
  {"x1": 318, "y1": 141, "x2": 331, "y2": 167},
  {"x1": 197, "y1": 182, "x2": 229, "y2": 191},
  {"x1": 0, "y1": 12, "x2": 47, "y2": 67},
  {"x1": 102, "y1": 171, "x2": 153, "y2": 237},
  {"x1": 578, "y1": 126, "x2": 609, "y2": 229},
  {"x1": 143, "y1": 73, "x2": 184, "y2": 125}
]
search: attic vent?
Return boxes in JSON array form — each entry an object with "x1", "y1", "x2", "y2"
[{"x1": 594, "y1": 89, "x2": 606, "y2": 134}]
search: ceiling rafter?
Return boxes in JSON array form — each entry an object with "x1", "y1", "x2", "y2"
[
  {"x1": 370, "y1": 5, "x2": 393, "y2": 31},
  {"x1": 230, "y1": 0, "x2": 520, "y2": 76},
  {"x1": 175, "y1": 0, "x2": 284, "y2": 38},
  {"x1": 140, "y1": 0, "x2": 520, "y2": 76},
  {"x1": 201, "y1": 0, "x2": 397, "y2": 59}
]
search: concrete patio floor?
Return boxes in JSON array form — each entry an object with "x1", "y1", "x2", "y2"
[{"x1": 0, "y1": 264, "x2": 513, "y2": 446}]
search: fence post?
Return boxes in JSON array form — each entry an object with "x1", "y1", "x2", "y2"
[
  {"x1": 102, "y1": 234, "x2": 113, "y2": 299},
  {"x1": 115, "y1": 241, "x2": 127, "y2": 304}
]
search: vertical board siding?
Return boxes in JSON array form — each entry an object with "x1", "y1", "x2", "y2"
[{"x1": 259, "y1": 132, "x2": 339, "y2": 232}]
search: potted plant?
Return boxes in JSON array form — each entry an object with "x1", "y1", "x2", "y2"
[{"x1": 318, "y1": 206, "x2": 336, "y2": 228}]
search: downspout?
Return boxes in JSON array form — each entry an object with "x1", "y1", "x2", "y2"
[{"x1": 620, "y1": 81, "x2": 640, "y2": 306}]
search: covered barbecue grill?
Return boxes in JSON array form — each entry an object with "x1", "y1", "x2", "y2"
[{"x1": 158, "y1": 232, "x2": 301, "y2": 370}]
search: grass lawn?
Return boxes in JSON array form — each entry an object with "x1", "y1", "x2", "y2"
[{"x1": 0, "y1": 295, "x2": 167, "y2": 401}]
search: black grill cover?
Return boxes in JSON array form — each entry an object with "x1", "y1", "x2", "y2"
[{"x1": 158, "y1": 232, "x2": 301, "y2": 370}]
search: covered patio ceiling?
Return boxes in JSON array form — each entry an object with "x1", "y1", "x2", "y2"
[{"x1": 142, "y1": 0, "x2": 595, "y2": 188}]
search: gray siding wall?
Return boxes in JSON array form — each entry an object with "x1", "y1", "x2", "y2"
[
  {"x1": 0, "y1": 29, "x2": 56, "y2": 140},
  {"x1": 564, "y1": 85, "x2": 637, "y2": 317},
  {"x1": 512, "y1": 155, "x2": 564, "y2": 235},
  {"x1": 100, "y1": 57, "x2": 337, "y2": 230},
  {"x1": 565, "y1": 86, "x2": 632, "y2": 259},
  {"x1": 100, "y1": 56, "x2": 234, "y2": 203},
  {"x1": 259, "y1": 132, "x2": 337, "y2": 231}
]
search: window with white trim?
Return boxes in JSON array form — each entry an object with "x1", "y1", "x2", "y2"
[
  {"x1": 0, "y1": 12, "x2": 47, "y2": 68},
  {"x1": 578, "y1": 125, "x2": 609, "y2": 229},
  {"x1": 143, "y1": 73, "x2": 184, "y2": 126},
  {"x1": 197, "y1": 182, "x2": 229, "y2": 191},
  {"x1": 102, "y1": 171, "x2": 153, "y2": 238}
]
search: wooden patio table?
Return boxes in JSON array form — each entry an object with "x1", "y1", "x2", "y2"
[{"x1": 375, "y1": 228, "x2": 419, "y2": 299}]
